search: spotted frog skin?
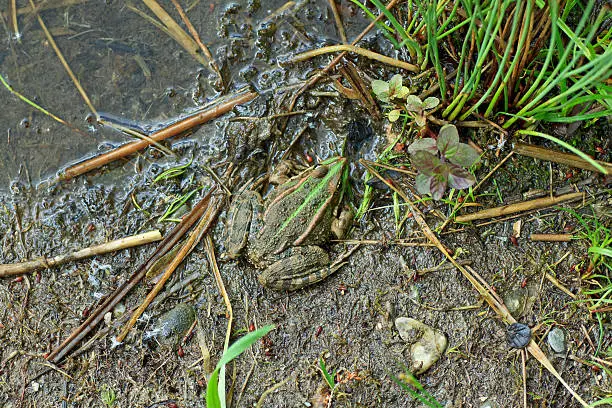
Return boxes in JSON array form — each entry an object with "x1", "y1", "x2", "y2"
[{"x1": 225, "y1": 157, "x2": 349, "y2": 290}]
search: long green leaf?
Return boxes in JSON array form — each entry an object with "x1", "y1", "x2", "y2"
[{"x1": 217, "y1": 325, "x2": 275, "y2": 369}]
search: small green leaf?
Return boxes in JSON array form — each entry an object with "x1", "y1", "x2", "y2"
[
  {"x1": 437, "y1": 125, "x2": 459, "y2": 157},
  {"x1": 447, "y1": 164, "x2": 476, "y2": 189},
  {"x1": 319, "y1": 358, "x2": 337, "y2": 390},
  {"x1": 388, "y1": 109, "x2": 401, "y2": 122},
  {"x1": 422, "y1": 97, "x2": 440, "y2": 110},
  {"x1": 407, "y1": 138, "x2": 437, "y2": 155},
  {"x1": 448, "y1": 143, "x2": 481, "y2": 167},
  {"x1": 411, "y1": 151, "x2": 439, "y2": 176},
  {"x1": 216, "y1": 325, "x2": 275, "y2": 369},
  {"x1": 371, "y1": 79, "x2": 389, "y2": 96},
  {"x1": 388, "y1": 74, "x2": 403, "y2": 96},
  {"x1": 396, "y1": 86, "x2": 410, "y2": 99},
  {"x1": 415, "y1": 173, "x2": 431, "y2": 195},
  {"x1": 414, "y1": 113, "x2": 427, "y2": 127},
  {"x1": 377, "y1": 91, "x2": 390, "y2": 103},
  {"x1": 405, "y1": 95, "x2": 422, "y2": 111}
]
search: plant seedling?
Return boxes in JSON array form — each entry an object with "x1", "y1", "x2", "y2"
[
  {"x1": 100, "y1": 384, "x2": 117, "y2": 407},
  {"x1": 404, "y1": 95, "x2": 440, "y2": 127},
  {"x1": 206, "y1": 325, "x2": 275, "y2": 408},
  {"x1": 408, "y1": 124, "x2": 480, "y2": 200},
  {"x1": 372, "y1": 74, "x2": 410, "y2": 104},
  {"x1": 319, "y1": 357, "x2": 337, "y2": 391}
]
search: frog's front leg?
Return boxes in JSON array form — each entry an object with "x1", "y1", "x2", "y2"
[
  {"x1": 257, "y1": 246, "x2": 344, "y2": 291},
  {"x1": 223, "y1": 190, "x2": 262, "y2": 260}
]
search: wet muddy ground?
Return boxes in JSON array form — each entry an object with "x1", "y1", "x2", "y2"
[{"x1": 1, "y1": 1, "x2": 610, "y2": 407}]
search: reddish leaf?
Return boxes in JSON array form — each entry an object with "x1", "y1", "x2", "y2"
[
  {"x1": 448, "y1": 164, "x2": 476, "y2": 189},
  {"x1": 437, "y1": 124, "x2": 459, "y2": 157},
  {"x1": 415, "y1": 173, "x2": 431, "y2": 195},
  {"x1": 447, "y1": 143, "x2": 481, "y2": 168},
  {"x1": 407, "y1": 138, "x2": 437, "y2": 155},
  {"x1": 411, "y1": 151, "x2": 440, "y2": 176}
]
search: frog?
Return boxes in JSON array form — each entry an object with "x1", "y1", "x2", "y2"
[{"x1": 224, "y1": 156, "x2": 351, "y2": 290}]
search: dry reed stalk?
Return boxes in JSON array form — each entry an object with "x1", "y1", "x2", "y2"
[
  {"x1": 0, "y1": 73, "x2": 89, "y2": 138},
  {"x1": 289, "y1": 44, "x2": 419, "y2": 72},
  {"x1": 169, "y1": 0, "x2": 222, "y2": 85},
  {"x1": 328, "y1": 0, "x2": 347, "y2": 43},
  {"x1": 530, "y1": 234, "x2": 573, "y2": 242},
  {"x1": 47, "y1": 189, "x2": 216, "y2": 363},
  {"x1": 454, "y1": 192, "x2": 584, "y2": 223},
  {"x1": 59, "y1": 90, "x2": 257, "y2": 181},
  {"x1": 0, "y1": 231, "x2": 162, "y2": 277},
  {"x1": 139, "y1": 0, "x2": 208, "y2": 68},
  {"x1": 29, "y1": 0, "x2": 97, "y2": 116},
  {"x1": 116, "y1": 192, "x2": 223, "y2": 342},
  {"x1": 514, "y1": 142, "x2": 612, "y2": 174}
]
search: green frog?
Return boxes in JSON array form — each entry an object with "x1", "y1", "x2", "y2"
[{"x1": 224, "y1": 157, "x2": 351, "y2": 290}]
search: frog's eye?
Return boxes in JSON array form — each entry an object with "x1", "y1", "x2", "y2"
[{"x1": 310, "y1": 166, "x2": 329, "y2": 179}]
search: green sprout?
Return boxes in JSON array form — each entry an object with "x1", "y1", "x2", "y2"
[
  {"x1": 404, "y1": 95, "x2": 440, "y2": 127},
  {"x1": 100, "y1": 384, "x2": 116, "y2": 407},
  {"x1": 408, "y1": 124, "x2": 480, "y2": 200},
  {"x1": 319, "y1": 357, "x2": 337, "y2": 391},
  {"x1": 371, "y1": 74, "x2": 410, "y2": 104},
  {"x1": 206, "y1": 325, "x2": 275, "y2": 408}
]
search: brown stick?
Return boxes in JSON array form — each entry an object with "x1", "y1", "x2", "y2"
[
  {"x1": 115, "y1": 193, "x2": 224, "y2": 342},
  {"x1": 46, "y1": 188, "x2": 217, "y2": 363},
  {"x1": 288, "y1": 45, "x2": 419, "y2": 72},
  {"x1": 514, "y1": 142, "x2": 612, "y2": 174},
  {"x1": 0, "y1": 231, "x2": 162, "y2": 278},
  {"x1": 59, "y1": 91, "x2": 257, "y2": 181},
  {"x1": 530, "y1": 234, "x2": 573, "y2": 242},
  {"x1": 328, "y1": 0, "x2": 347, "y2": 44},
  {"x1": 454, "y1": 192, "x2": 584, "y2": 223}
]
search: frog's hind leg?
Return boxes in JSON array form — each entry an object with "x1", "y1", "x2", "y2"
[{"x1": 257, "y1": 246, "x2": 346, "y2": 291}]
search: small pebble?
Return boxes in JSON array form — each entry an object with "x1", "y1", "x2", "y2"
[
  {"x1": 147, "y1": 303, "x2": 196, "y2": 347},
  {"x1": 507, "y1": 323, "x2": 531, "y2": 348},
  {"x1": 395, "y1": 317, "x2": 448, "y2": 374},
  {"x1": 547, "y1": 327, "x2": 567, "y2": 353}
]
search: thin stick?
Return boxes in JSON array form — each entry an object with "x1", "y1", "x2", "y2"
[
  {"x1": 284, "y1": 0, "x2": 399, "y2": 118},
  {"x1": 47, "y1": 188, "x2": 217, "y2": 363},
  {"x1": 169, "y1": 0, "x2": 223, "y2": 85},
  {"x1": 530, "y1": 234, "x2": 573, "y2": 242},
  {"x1": 328, "y1": 0, "x2": 347, "y2": 43},
  {"x1": 288, "y1": 45, "x2": 419, "y2": 72},
  {"x1": 116, "y1": 193, "x2": 223, "y2": 342},
  {"x1": 454, "y1": 192, "x2": 584, "y2": 223},
  {"x1": 59, "y1": 91, "x2": 257, "y2": 181},
  {"x1": 0, "y1": 231, "x2": 162, "y2": 277},
  {"x1": 473, "y1": 151, "x2": 515, "y2": 193},
  {"x1": 29, "y1": 0, "x2": 97, "y2": 117},
  {"x1": 9, "y1": 0, "x2": 19, "y2": 38},
  {"x1": 514, "y1": 142, "x2": 612, "y2": 174},
  {"x1": 522, "y1": 350, "x2": 528, "y2": 408}
]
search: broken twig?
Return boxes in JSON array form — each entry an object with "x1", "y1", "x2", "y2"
[
  {"x1": 59, "y1": 90, "x2": 257, "y2": 181},
  {"x1": 47, "y1": 188, "x2": 218, "y2": 363},
  {"x1": 0, "y1": 231, "x2": 162, "y2": 278},
  {"x1": 454, "y1": 192, "x2": 584, "y2": 223}
]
